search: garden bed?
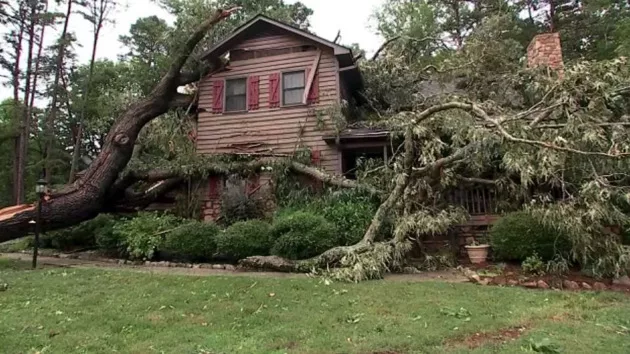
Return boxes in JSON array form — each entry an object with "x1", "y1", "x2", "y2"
[{"x1": 467, "y1": 262, "x2": 630, "y2": 293}]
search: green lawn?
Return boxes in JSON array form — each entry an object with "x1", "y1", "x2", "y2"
[{"x1": 1, "y1": 259, "x2": 629, "y2": 353}]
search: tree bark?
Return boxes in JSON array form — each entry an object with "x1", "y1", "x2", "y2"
[{"x1": 0, "y1": 8, "x2": 240, "y2": 243}]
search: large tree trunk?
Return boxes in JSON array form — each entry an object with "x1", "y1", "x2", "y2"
[{"x1": 0, "y1": 8, "x2": 240, "y2": 243}]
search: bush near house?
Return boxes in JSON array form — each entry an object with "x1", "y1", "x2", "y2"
[
  {"x1": 113, "y1": 212, "x2": 184, "y2": 260},
  {"x1": 490, "y1": 211, "x2": 572, "y2": 262},
  {"x1": 278, "y1": 189, "x2": 378, "y2": 246},
  {"x1": 43, "y1": 214, "x2": 119, "y2": 251},
  {"x1": 271, "y1": 211, "x2": 339, "y2": 260},
  {"x1": 216, "y1": 220, "x2": 273, "y2": 260},
  {"x1": 162, "y1": 221, "x2": 220, "y2": 262}
]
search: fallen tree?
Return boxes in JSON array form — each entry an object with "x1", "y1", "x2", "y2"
[{"x1": 0, "y1": 7, "x2": 241, "y2": 242}]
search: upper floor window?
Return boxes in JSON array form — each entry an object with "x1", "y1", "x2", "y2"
[
  {"x1": 283, "y1": 71, "x2": 305, "y2": 106},
  {"x1": 225, "y1": 78, "x2": 247, "y2": 112}
]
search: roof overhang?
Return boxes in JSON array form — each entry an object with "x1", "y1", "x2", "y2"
[
  {"x1": 201, "y1": 14, "x2": 353, "y2": 62},
  {"x1": 323, "y1": 128, "x2": 390, "y2": 145}
]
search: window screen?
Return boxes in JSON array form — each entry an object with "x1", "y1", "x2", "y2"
[
  {"x1": 283, "y1": 71, "x2": 305, "y2": 105},
  {"x1": 225, "y1": 78, "x2": 247, "y2": 112}
]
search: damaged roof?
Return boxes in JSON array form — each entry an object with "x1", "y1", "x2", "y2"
[{"x1": 201, "y1": 14, "x2": 356, "y2": 68}]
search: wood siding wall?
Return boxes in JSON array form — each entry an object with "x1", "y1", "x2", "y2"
[{"x1": 196, "y1": 33, "x2": 341, "y2": 174}]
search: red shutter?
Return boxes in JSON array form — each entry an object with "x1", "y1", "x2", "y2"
[
  {"x1": 208, "y1": 176, "x2": 222, "y2": 199},
  {"x1": 212, "y1": 80, "x2": 224, "y2": 113},
  {"x1": 269, "y1": 73, "x2": 280, "y2": 108},
  {"x1": 311, "y1": 149, "x2": 321, "y2": 166},
  {"x1": 306, "y1": 68, "x2": 319, "y2": 104},
  {"x1": 248, "y1": 75, "x2": 260, "y2": 110}
]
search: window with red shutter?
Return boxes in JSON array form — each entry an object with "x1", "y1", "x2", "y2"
[
  {"x1": 248, "y1": 76, "x2": 260, "y2": 110},
  {"x1": 212, "y1": 80, "x2": 224, "y2": 113},
  {"x1": 269, "y1": 73, "x2": 280, "y2": 108}
]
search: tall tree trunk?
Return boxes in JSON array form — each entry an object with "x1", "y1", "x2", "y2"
[
  {"x1": 28, "y1": 0, "x2": 49, "y2": 136},
  {"x1": 44, "y1": 0, "x2": 72, "y2": 184},
  {"x1": 0, "y1": 8, "x2": 240, "y2": 242},
  {"x1": 16, "y1": 4, "x2": 37, "y2": 204},
  {"x1": 11, "y1": 11, "x2": 25, "y2": 205},
  {"x1": 69, "y1": 0, "x2": 105, "y2": 183}
]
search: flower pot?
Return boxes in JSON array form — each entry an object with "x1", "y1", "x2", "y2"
[{"x1": 465, "y1": 244, "x2": 490, "y2": 264}]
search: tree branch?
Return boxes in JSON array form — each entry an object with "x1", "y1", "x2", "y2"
[
  {"x1": 177, "y1": 57, "x2": 226, "y2": 86},
  {"x1": 468, "y1": 103, "x2": 630, "y2": 158},
  {"x1": 456, "y1": 176, "x2": 498, "y2": 185},
  {"x1": 371, "y1": 35, "x2": 401, "y2": 61},
  {"x1": 159, "y1": 7, "x2": 240, "y2": 91},
  {"x1": 407, "y1": 101, "x2": 630, "y2": 159},
  {"x1": 289, "y1": 162, "x2": 380, "y2": 195}
]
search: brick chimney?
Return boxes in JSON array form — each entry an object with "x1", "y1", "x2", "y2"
[{"x1": 527, "y1": 32, "x2": 564, "y2": 77}]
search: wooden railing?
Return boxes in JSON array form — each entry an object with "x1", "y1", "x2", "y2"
[{"x1": 447, "y1": 186, "x2": 497, "y2": 215}]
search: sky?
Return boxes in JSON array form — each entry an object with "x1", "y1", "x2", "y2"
[{"x1": 0, "y1": 0, "x2": 385, "y2": 102}]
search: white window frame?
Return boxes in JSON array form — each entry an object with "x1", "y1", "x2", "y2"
[
  {"x1": 281, "y1": 70, "x2": 306, "y2": 107},
  {"x1": 224, "y1": 77, "x2": 248, "y2": 113}
]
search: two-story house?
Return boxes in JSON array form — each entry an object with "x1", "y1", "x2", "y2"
[{"x1": 195, "y1": 14, "x2": 380, "y2": 220}]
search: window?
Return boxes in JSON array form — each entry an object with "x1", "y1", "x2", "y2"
[
  {"x1": 225, "y1": 78, "x2": 247, "y2": 112},
  {"x1": 283, "y1": 71, "x2": 305, "y2": 105}
]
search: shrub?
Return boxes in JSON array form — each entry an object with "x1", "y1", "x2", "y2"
[
  {"x1": 321, "y1": 200, "x2": 375, "y2": 245},
  {"x1": 113, "y1": 212, "x2": 183, "y2": 260},
  {"x1": 271, "y1": 211, "x2": 339, "y2": 260},
  {"x1": 220, "y1": 179, "x2": 265, "y2": 226},
  {"x1": 276, "y1": 189, "x2": 378, "y2": 246},
  {"x1": 490, "y1": 211, "x2": 571, "y2": 262},
  {"x1": 0, "y1": 237, "x2": 34, "y2": 253},
  {"x1": 216, "y1": 220, "x2": 272, "y2": 260},
  {"x1": 546, "y1": 255, "x2": 570, "y2": 276},
  {"x1": 45, "y1": 214, "x2": 119, "y2": 251},
  {"x1": 162, "y1": 221, "x2": 220, "y2": 262},
  {"x1": 522, "y1": 253, "x2": 546, "y2": 276}
]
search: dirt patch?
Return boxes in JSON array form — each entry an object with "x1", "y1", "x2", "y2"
[
  {"x1": 146, "y1": 312, "x2": 163, "y2": 323},
  {"x1": 451, "y1": 325, "x2": 527, "y2": 349}
]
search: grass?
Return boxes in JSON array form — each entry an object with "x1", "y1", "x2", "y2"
[{"x1": 1, "y1": 259, "x2": 629, "y2": 353}]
